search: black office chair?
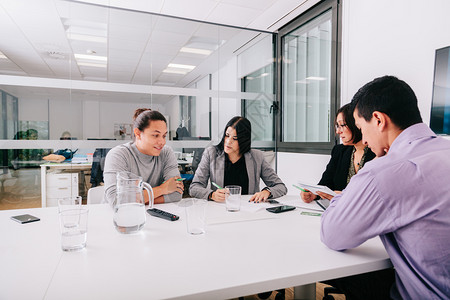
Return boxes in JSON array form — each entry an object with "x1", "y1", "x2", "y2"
[{"x1": 90, "y1": 148, "x2": 111, "y2": 187}]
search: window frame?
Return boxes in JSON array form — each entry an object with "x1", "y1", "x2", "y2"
[{"x1": 276, "y1": 0, "x2": 342, "y2": 154}]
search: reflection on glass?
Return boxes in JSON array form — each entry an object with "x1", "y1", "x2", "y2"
[
  {"x1": 0, "y1": 0, "x2": 275, "y2": 210},
  {"x1": 282, "y1": 10, "x2": 332, "y2": 143},
  {"x1": 243, "y1": 64, "x2": 274, "y2": 142}
]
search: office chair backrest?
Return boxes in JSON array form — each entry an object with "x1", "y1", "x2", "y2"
[{"x1": 87, "y1": 185, "x2": 105, "y2": 204}]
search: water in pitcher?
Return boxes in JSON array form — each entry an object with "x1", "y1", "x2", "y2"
[
  {"x1": 113, "y1": 202, "x2": 146, "y2": 234},
  {"x1": 113, "y1": 171, "x2": 153, "y2": 234}
]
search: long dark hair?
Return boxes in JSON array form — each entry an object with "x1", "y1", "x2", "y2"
[
  {"x1": 216, "y1": 116, "x2": 251, "y2": 155},
  {"x1": 336, "y1": 104, "x2": 362, "y2": 144},
  {"x1": 132, "y1": 108, "x2": 167, "y2": 141}
]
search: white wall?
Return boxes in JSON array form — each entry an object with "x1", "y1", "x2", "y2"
[
  {"x1": 18, "y1": 98, "x2": 48, "y2": 122},
  {"x1": 277, "y1": 0, "x2": 450, "y2": 189},
  {"x1": 196, "y1": 75, "x2": 211, "y2": 138},
  {"x1": 212, "y1": 56, "x2": 240, "y2": 140}
]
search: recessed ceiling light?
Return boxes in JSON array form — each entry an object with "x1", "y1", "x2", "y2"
[
  {"x1": 78, "y1": 62, "x2": 107, "y2": 68},
  {"x1": 74, "y1": 53, "x2": 107, "y2": 62},
  {"x1": 67, "y1": 33, "x2": 107, "y2": 43},
  {"x1": 167, "y1": 63, "x2": 196, "y2": 70},
  {"x1": 180, "y1": 47, "x2": 212, "y2": 56},
  {"x1": 162, "y1": 69, "x2": 188, "y2": 75}
]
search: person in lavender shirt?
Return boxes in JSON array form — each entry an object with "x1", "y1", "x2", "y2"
[{"x1": 321, "y1": 76, "x2": 450, "y2": 299}]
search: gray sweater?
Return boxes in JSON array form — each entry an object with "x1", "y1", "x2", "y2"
[
  {"x1": 103, "y1": 142, "x2": 181, "y2": 206},
  {"x1": 189, "y1": 146, "x2": 287, "y2": 199}
]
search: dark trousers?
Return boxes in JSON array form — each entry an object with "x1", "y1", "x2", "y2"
[{"x1": 324, "y1": 268, "x2": 396, "y2": 300}]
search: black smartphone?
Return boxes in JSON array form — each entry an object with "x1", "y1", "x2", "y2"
[
  {"x1": 10, "y1": 214, "x2": 40, "y2": 224},
  {"x1": 266, "y1": 205, "x2": 296, "y2": 213}
]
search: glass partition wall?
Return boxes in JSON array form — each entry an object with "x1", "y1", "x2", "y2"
[{"x1": 0, "y1": 1, "x2": 276, "y2": 209}]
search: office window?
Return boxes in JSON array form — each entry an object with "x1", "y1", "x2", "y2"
[
  {"x1": 242, "y1": 64, "x2": 274, "y2": 142},
  {"x1": 277, "y1": 0, "x2": 341, "y2": 153}
]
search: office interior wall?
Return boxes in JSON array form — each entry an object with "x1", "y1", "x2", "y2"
[
  {"x1": 18, "y1": 98, "x2": 48, "y2": 122},
  {"x1": 196, "y1": 76, "x2": 210, "y2": 138},
  {"x1": 49, "y1": 99, "x2": 83, "y2": 140},
  {"x1": 277, "y1": 0, "x2": 450, "y2": 189},
  {"x1": 212, "y1": 56, "x2": 239, "y2": 140},
  {"x1": 83, "y1": 101, "x2": 100, "y2": 139}
]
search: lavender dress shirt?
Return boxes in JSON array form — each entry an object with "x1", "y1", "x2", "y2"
[{"x1": 321, "y1": 123, "x2": 450, "y2": 299}]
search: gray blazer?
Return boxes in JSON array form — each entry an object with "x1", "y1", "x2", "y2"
[{"x1": 189, "y1": 146, "x2": 287, "y2": 199}]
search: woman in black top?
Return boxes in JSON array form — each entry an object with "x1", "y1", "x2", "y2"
[
  {"x1": 301, "y1": 104, "x2": 375, "y2": 203},
  {"x1": 189, "y1": 116, "x2": 287, "y2": 202}
]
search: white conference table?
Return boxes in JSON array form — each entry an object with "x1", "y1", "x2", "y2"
[{"x1": 0, "y1": 195, "x2": 391, "y2": 300}]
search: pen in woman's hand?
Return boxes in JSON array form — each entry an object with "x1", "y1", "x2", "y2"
[{"x1": 212, "y1": 182, "x2": 223, "y2": 189}]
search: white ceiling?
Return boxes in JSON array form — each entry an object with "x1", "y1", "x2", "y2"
[{"x1": 0, "y1": 0, "x2": 318, "y2": 103}]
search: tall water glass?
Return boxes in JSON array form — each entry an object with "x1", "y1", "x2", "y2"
[
  {"x1": 59, "y1": 208, "x2": 89, "y2": 251},
  {"x1": 113, "y1": 171, "x2": 153, "y2": 234},
  {"x1": 225, "y1": 185, "x2": 242, "y2": 212},
  {"x1": 185, "y1": 198, "x2": 207, "y2": 235}
]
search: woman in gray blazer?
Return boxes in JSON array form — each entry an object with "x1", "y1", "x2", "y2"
[{"x1": 189, "y1": 116, "x2": 287, "y2": 202}]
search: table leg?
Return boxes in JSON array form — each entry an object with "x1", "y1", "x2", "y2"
[{"x1": 293, "y1": 283, "x2": 316, "y2": 300}]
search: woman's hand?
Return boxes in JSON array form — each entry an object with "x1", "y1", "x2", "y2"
[
  {"x1": 161, "y1": 177, "x2": 184, "y2": 195},
  {"x1": 249, "y1": 190, "x2": 271, "y2": 203},
  {"x1": 211, "y1": 188, "x2": 227, "y2": 202},
  {"x1": 300, "y1": 190, "x2": 316, "y2": 203}
]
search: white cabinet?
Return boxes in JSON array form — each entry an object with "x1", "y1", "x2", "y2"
[{"x1": 45, "y1": 173, "x2": 79, "y2": 207}]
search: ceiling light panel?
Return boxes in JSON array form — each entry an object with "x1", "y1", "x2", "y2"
[
  {"x1": 74, "y1": 54, "x2": 107, "y2": 62},
  {"x1": 78, "y1": 62, "x2": 107, "y2": 68},
  {"x1": 180, "y1": 47, "x2": 212, "y2": 56},
  {"x1": 162, "y1": 69, "x2": 189, "y2": 75},
  {"x1": 167, "y1": 63, "x2": 195, "y2": 70}
]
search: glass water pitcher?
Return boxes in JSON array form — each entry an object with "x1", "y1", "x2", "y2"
[{"x1": 113, "y1": 171, "x2": 154, "y2": 234}]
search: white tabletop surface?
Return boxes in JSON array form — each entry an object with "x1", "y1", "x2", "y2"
[{"x1": 0, "y1": 195, "x2": 391, "y2": 300}]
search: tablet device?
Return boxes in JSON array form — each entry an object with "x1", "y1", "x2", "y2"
[
  {"x1": 293, "y1": 183, "x2": 338, "y2": 197},
  {"x1": 10, "y1": 214, "x2": 40, "y2": 224}
]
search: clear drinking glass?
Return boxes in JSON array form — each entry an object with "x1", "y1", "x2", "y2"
[
  {"x1": 113, "y1": 171, "x2": 153, "y2": 234},
  {"x1": 185, "y1": 198, "x2": 207, "y2": 235},
  {"x1": 225, "y1": 185, "x2": 242, "y2": 212},
  {"x1": 59, "y1": 208, "x2": 89, "y2": 251},
  {"x1": 57, "y1": 196, "x2": 82, "y2": 213}
]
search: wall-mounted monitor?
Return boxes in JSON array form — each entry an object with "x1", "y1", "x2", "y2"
[{"x1": 430, "y1": 46, "x2": 450, "y2": 135}]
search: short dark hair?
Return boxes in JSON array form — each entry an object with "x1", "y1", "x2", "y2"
[
  {"x1": 132, "y1": 108, "x2": 167, "y2": 140},
  {"x1": 336, "y1": 103, "x2": 362, "y2": 144},
  {"x1": 216, "y1": 116, "x2": 251, "y2": 155},
  {"x1": 350, "y1": 75, "x2": 422, "y2": 129}
]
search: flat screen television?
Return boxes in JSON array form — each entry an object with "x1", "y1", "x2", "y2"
[{"x1": 430, "y1": 46, "x2": 450, "y2": 135}]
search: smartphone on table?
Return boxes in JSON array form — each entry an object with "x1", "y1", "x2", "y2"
[
  {"x1": 266, "y1": 205, "x2": 296, "y2": 213},
  {"x1": 10, "y1": 214, "x2": 40, "y2": 224}
]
